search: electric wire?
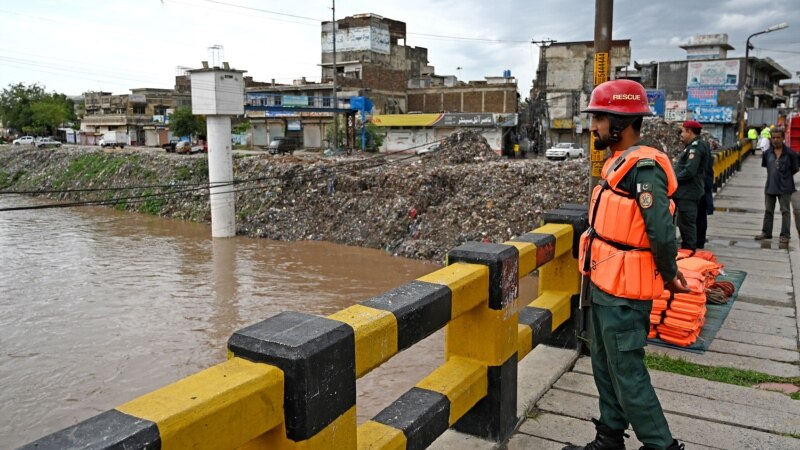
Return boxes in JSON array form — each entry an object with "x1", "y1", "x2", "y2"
[
  {"x1": 0, "y1": 136, "x2": 447, "y2": 196},
  {"x1": 0, "y1": 138, "x2": 448, "y2": 212}
]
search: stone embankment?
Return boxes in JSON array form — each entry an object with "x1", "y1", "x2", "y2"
[{"x1": 0, "y1": 121, "x2": 701, "y2": 262}]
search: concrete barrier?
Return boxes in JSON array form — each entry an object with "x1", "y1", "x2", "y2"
[{"x1": 23, "y1": 211, "x2": 587, "y2": 449}]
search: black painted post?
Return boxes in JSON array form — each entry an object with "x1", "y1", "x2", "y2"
[
  {"x1": 227, "y1": 312, "x2": 356, "y2": 445},
  {"x1": 446, "y1": 242, "x2": 519, "y2": 442}
]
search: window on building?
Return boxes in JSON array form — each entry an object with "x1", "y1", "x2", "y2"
[
  {"x1": 323, "y1": 97, "x2": 331, "y2": 107},
  {"x1": 154, "y1": 105, "x2": 168, "y2": 115},
  {"x1": 133, "y1": 105, "x2": 146, "y2": 114},
  {"x1": 274, "y1": 96, "x2": 281, "y2": 106}
]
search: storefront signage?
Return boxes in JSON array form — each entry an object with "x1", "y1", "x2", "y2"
[{"x1": 440, "y1": 113, "x2": 495, "y2": 127}]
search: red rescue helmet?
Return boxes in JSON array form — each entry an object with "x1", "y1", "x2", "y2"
[{"x1": 583, "y1": 79, "x2": 652, "y2": 116}]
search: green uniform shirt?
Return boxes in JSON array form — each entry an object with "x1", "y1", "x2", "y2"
[
  {"x1": 748, "y1": 129, "x2": 758, "y2": 140},
  {"x1": 761, "y1": 128, "x2": 772, "y2": 139},
  {"x1": 593, "y1": 147, "x2": 679, "y2": 308},
  {"x1": 674, "y1": 136, "x2": 708, "y2": 200}
]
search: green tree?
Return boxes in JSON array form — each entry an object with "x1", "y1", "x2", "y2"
[
  {"x1": 0, "y1": 83, "x2": 75, "y2": 136},
  {"x1": 169, "y1": 106, "x2": 205, "y2": 138},
  {"x1": 364, "y1": 122, "x2": 385, "y2": 152},
  {"x1": 232, "y1": 119, "x2": 251, "y2": 135},
  {"x1": 31, "y1": 97, "x2": 72, "y2": 136},
  {"x1": 0, "y1": 83, "x2": 46, "y2": 133}
]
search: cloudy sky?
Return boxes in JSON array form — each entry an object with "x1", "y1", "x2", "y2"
[{"x1": 0, "y1": 0, "x2": 798, "y2": 97}]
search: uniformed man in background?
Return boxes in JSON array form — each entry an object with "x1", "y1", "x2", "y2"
[
  {"x1": 673, "y1": 120, "x2": 709, "y2": 251},
  {"x1": 564, "y1": 79, "x2": 688, "y2": 450}
]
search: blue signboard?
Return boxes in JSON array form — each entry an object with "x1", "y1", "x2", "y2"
[
  {"x1": 687, "y1": 88, "x2": 718, "y2": 107},
  {"x1": 690, "y1": 105, "x2": 734, "y2": 123},
  {"x1": 645, "y1": 89, "x2": 665, "y2": 116}
]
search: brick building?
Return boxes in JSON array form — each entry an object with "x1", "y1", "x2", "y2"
[
  {"x1": 320, "y1": 13, "x2": 429, "y2": 114},
  {"x1": 529, "y1": 40, "x2": 631, "y2": 150}
]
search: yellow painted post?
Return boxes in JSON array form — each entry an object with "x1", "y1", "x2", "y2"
[{"x1": 444, "y1": 242, "x2": 519, "y2": 442}]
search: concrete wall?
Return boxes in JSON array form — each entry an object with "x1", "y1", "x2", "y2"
[
  {"x1": 657, "y1": 61, "x2": 690, "y2": 100},
  {"x1": 407, "y1": 83, "x2": 517, "y2": 114}
]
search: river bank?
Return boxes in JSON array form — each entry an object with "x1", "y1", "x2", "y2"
[{"x1": 0, "y1": 130, "x2": 588, "y2": 261}]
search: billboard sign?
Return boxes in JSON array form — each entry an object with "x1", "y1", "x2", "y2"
[
  {"x1": 322, "y1": 26, "x2": 390, "y2": 55},
  {"x1": 690, "y1": 105, "x2": 735, "y2": 123},
  {"x1": 687, "y1": 60, "x2": 739, "y2": 90},
  {"x1": 665, "y1": 100, "x2": 688, "y2": 122},
  {"x1": 687, "y1": 88, "x2": 718, "y2": 107},
  {"x1": 646, "y1": 89, "x2": 666, "y2": 116},
  {"x1": 440, "y1": 113, "x2": 495, "y2": 127}
]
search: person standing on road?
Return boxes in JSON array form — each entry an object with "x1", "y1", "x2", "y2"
[
  {"x1": 756, "y1": 128, "x2": 798, "y2": 248},
  {"x1": 748, "y1": 127, "x2": 758, "y2": 153},
  {"x1": 565, "y1": 79, "x2": 688, "y2": 450},
  {"x1": 673, "y1": 120, "x2": 709, "y2": 251},
  {"x1": 761, "y1": 124, "x2": 772, "y2": 140}
]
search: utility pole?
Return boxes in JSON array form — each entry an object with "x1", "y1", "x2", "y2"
[
  {"x1": 331, "y1": 0, "x2": 338, "y2": 150},
  {"x1": 590, "y1": 0, "x2": 613, "y2": 189},
  {"x1": 531, "y1": 39, "x2": 556, "y2": 154},
  {"x1": 737, "y1": 22, "x2": 789, "y2": 144}
]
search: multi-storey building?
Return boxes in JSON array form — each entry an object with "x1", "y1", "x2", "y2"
[
  {"x1": 633, "y1": 34, "x2": 791, "y2": 144},
  {"x1": 80, "y1": 80, "x2": 191, "y2": 146}
]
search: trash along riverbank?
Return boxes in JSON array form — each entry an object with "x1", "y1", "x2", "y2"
[{"x1": 0, "y1": 121, "x2": 712, "y2": 262}]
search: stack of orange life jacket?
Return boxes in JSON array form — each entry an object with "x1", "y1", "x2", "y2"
[{"x1": 649, "y1": 250, "x2": 723, "y2": 347}]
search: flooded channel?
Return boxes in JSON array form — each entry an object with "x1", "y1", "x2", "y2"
[{"x1": 0, "y1": 195, "x2": 535, "y2": 447}]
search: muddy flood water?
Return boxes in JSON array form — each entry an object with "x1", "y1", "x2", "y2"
[{"x1": 0, "y1": 195, "x2": 536, "y2": 448}]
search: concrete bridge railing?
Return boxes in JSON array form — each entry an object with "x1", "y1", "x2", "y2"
[
  {"x1": 23, "y1": 144, "x2": 746, "y2": 449},
  {"x1": 23, "y1": 208, "x2": 588, "y2": 450}
]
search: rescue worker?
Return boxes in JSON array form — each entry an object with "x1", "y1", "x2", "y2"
[
  {"x1": 565, "y1": 79, "x2": 688, "y2": 450},
  {"x1": 748, "y1": 127, "x2": 758, "y2": 153},
  {"x1": 761, "y1": 124, "x2": 772, "y2": 140},
  {"x1": 673, "y1": 120, "x2": 709, "y2": 251}
]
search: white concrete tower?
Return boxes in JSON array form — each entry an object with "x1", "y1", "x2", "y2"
[{"x1": 188, "y1": 64, "x2": 246, "y2": 238}]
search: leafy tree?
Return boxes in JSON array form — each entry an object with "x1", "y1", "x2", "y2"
[
  {"x1": 0, "y1": 83, "x2": 75, "y2": 136},
  {"x1": 169, "y1": 106, "x2": 205, "y2": 138},
  {"x1": 0, "y1": 83, "x2": 46, "y2": 133},
  {"x1": 364, "y1": 122, "x2": 385, "y2": 152},
  {"x1": 232, "y1": 119, "x2": 251, "y2": 135},
  {"x1": 31, "y1": 97, "x2": 72, "y2": 136}
]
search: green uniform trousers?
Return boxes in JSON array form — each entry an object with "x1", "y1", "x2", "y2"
[
  {"x1": 674, "y1": 197, "x2": 698, "y2": 250},
  {"x1": 590, "y1": 300, "x2": 673, "y2": 449}
]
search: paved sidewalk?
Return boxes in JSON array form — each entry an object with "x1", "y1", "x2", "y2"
[{"x1": 507, "y1": 156, "x2": 800, "y2": 449}]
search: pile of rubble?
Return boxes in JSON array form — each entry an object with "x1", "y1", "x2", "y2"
[
  {"x1": 0, "y1": 120, "x2": 727, "y2": 262},
  {"x1": 434, "y1": 129, "x2": 502, "y2": 164},
  {"x1": 642, "y1": 117, "x2": 722, "y2": 159},
  {"x1": 0, "y1": 135, "x2": 590, "y2": 262}
]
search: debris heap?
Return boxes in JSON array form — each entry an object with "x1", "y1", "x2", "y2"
[
  {"x1": 0, "y1": 134, "x2": 590, "y2": 262},
  {"x1": 641, "y1": 117, "x2": 722, "y2": 159}
]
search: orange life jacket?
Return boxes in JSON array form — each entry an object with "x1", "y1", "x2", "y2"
[{"x1": 578, "y1": 145, "x2": 678, "y2": 300}]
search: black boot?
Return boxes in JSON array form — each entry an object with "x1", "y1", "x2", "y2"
[
  {"x1": 562, "y1": 418, "x2": 627, "y2": 450},
  {"x1": 639, "y1": 439, "x2": 684, "y2": 450}
]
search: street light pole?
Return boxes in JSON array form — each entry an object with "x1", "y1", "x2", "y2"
[
  {"x1": 331, "y1": 0, "x2": 338, "y2": 150},
  {"x1": 737, "y1": 22, "x2": 789, "y2": 141}
]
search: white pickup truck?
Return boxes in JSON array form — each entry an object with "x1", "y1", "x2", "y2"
[{"x1": 98, "y1": 131, "x2": 129, "y2": 148}]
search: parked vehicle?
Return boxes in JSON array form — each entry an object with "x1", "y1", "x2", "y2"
[
  {"x1": 161, "y1": 139, "x2": 181, "y2": 153},
  {"x1": 416, "y1": 142, "x2": 441, "y2": 156},
  {"x1": 190, "y1": 143, "x2": 208, "y2": 154},
  {"x1": 98, "y1": 131, "x2": 128, "y2": 148},
  {"x1": 175, "y1": 141, "x2": 192, "y2": 154},
  {"x1": 12, "y1": 136, "x2": 35, "y2": 145},
  {"x1": 268, "y1": 137, "x2": 300, "y2": 155},
  {"x1": 545, "y1": 142, "x2": 584, "y2": 160},
  {"x1": 36, "y1": 138, "x2": 62, "y2": 148}
]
